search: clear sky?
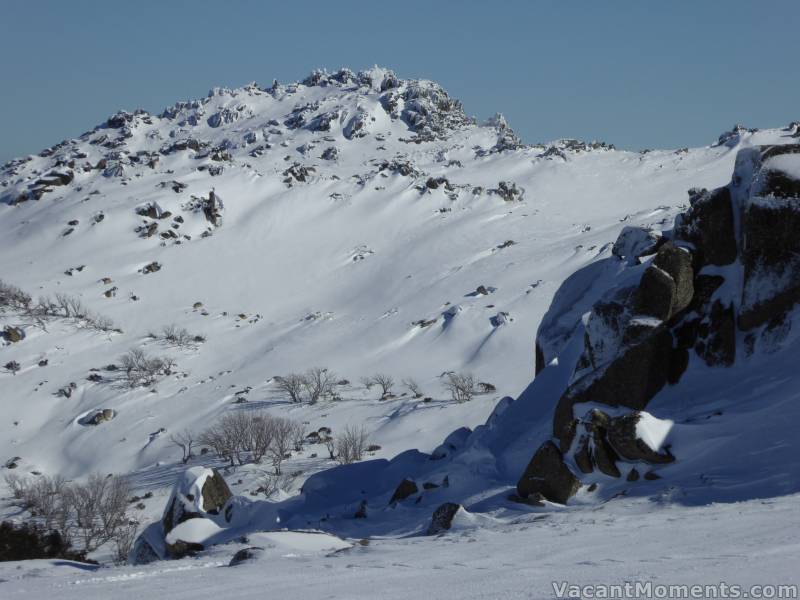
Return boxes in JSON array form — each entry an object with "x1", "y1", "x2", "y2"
[{"x1": 1, "y1": 0, "x2": 799, "y2": 164}]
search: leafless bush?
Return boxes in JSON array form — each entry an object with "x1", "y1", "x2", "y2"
[
  {"x1": 0, "y1": 279, "x2": 32, "y2": 312},
  {"x1": 83, "y1": 311, "x2": 118, "y2": 332},
  {"x1": 268, "y1": 417, "x2": 299, "y2": 475},
  {"x1": 199, "y1": 412, "x2": 249, "y2": 466},
  {"x1": 249, "y1": 413, "x2": 277, "y2": 464},
  {"x1": 161, "y1": 324, "x2": 201, "y2": 347},
  {"x1": 199, "y1": 411, "x2": 303, "y2": 470},
  {"x1": 120, "y1": 348, "x2": 176, "y2": 387},
  {"x1": 113, "y1": 520, "x2": 139, "y2": 564},
  {"x1": 363, "y1": 374, "x2": 395, "y2": 398},
  {"x1": 54, "y1": 292, "x2": 88, "y2": 319},
  {"x1": 402, "y1": 377, "x2": 423, "y2": 398},
  {"x1": 4, "y1": 473, "x2": 26, "y2": 499},
  {"x1": 444, "y1": 372, "x2": 476, "y2": 403},
  {"x1": 303, "y1": 367, "x2": 337, "y2": 404},
  {"x1": 322, "y1": 430, "x2": 336, "y2": 460},
  {"x1": 63, "y1": 474, "x2": 131, "y2": 554},
  {"x1": 291, "y1": 422, "x2": 307, "y2": 452},
  {"x1": 336, "y1": 425, "x2": 369, "y2": 465},
  {"x1": 7, "y1": 473, "x2": 132, "y2": 556},
  {"x1": 258, "y1": 471, "x2": 299, "y2": 498},
  {"x1": 274, "y1": 373, "x2": 307, "y2": 403},
  {"x1": 169, "y1": 429, "x2": 196, "y2": 463}
]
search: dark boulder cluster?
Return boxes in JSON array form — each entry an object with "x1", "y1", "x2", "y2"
[{"x1": 520, "y1": 144, "x2": 800, "y2": 504}]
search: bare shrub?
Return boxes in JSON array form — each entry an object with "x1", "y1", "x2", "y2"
[
  {"x1": 291, "y1": 422, "x2": 307, "y2": 452},
  {"x1": 4, "y1": 473, "x2": 26, "y2": 499},
  {"x1": 199, "y1": 412, "x2": 303, "y2": 469},
  {"x1": 8, "y1": 473, "x2": 132, "y2": 556},
  {"x1": 199, "y1": 412, "x2": 250, "y2": 466},
  {"x1": 336, "y1": 425, "x2": 369, "y2": 465},
  {"x1": 54, "y1": 292, "x2": 87, "y2": 319},
  {"x1": 161, "y1": 324, "x2": 200, "y2": 348},
  {"x1": 363, "y1": 374, "x2": 395, "y2": 399},
  {"x1": 303, "y1": 367, "x2": 337, "y2": 404},
  {"x1": 444, "y1": 372, "x2": 476, "y2": 403},
  {"x1": 249, "y1": 414, "x2": 276, "y2": 464},
  {"x1": 169, "y1": 429, "x2": 195, "y2": 464},
  {"x1": 322, "y1": 430, "x2": 336, "y2": 460},
  {"x1": 120, "y1": 348, "x2": 176, "y2": 387},
  {"x1": 0, "y1": 279, "x2": 32, "y2": 312},
  {"x1": 268, "y1": 417, "x2": 298, "y2": 475},
  {"x1": 274, "y1": 373, "x2": 307, "y2": 403},
  {"x1": 402, "y1": 377, "x2": 423, "y2": 398},
  {"x1": 258, "y1": 471, "x2": 299, "y2": 498},
  {"x1": 0, "y1": 281, "x2": 117, "y2": 332},
  {"x1": 113, "y1": 520, "x2": 139, "y2": 564}
]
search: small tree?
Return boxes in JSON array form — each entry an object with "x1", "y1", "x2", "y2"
[
  {"x1": 364, "y1": 374, "x2": 395, "y2": 399},
  {"x1": 268, "y1": 417, "x2": 297, "y2": 475},
  {"x1": 444, "y1": 372, "x2": 476, "y2": 403},
  {"x1": 303, "y1": 367, "x2": 336, "y2": 404},
  {"x1": 162, "y1": 324, "x2": 195, "y2": 348},
  {"x1": 120, "y1": 348, "x2": 176, "y2": 388},
  {"x1": 322, "y1": 431, "x2": 336, "y2": 460},
  {"x1": 274, "y1": 373, "x2": 307, "y2": 403},
  {"x1": 336, "y1": 425, "x2": 369, "y2": 464},
  {"x1": 169, "y1": 429, "x2": 195, "y2": 464},
  {"x1": 402, "y1": 377, "x2": 423, "y2": 398},
  {"x1": 249, "y1": 414, "x2": 276, "y2": 464}
]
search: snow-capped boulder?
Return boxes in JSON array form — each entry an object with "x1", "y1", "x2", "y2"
[
  {"x1": 611, "y1": 226, "x2": 662, "y2": 265},
  {"x1": 607, "y1": 411, "x2": 674, "y2": 464},
  {"x1": 162, "y1": 467, "x2": 232, "y2": 535}
]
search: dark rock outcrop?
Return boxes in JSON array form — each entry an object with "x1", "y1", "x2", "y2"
[
  {"x1": 516, "y1": 441, "x2": 580, "y2": 504},
  {"x1": 606, "y1": 413, "x2": 674, "y2": 464},
  {"x1": 389, "y1": 478, "x2": 418, "y2": 504},
  {"x1": 739, "y1": 145, "x2": 800, "y2": 330},
  {"x1": 426, "y1": 503, "x2": 461, "y2": 535},
  {"x1": 229, "y1": 547, "x2": 265, "y2": 566}
]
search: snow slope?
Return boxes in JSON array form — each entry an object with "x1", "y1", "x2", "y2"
[
  {"x1": 2, "y1": 493, "x2": 799, "y2": 599},
  {"x1": 2, "y1": 67, "x2": 800, "y2": 591}
]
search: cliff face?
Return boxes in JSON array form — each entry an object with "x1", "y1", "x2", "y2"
[{"x1": 524, "y1": 144, "x2": 800, "y2": 504}]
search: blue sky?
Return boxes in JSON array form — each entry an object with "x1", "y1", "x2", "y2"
[{"x1": 1, "y1": 0, "x2": 798, "y2": 163}]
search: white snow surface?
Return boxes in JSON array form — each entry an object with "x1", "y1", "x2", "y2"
[
  {"x1": 634, "y1": 412, "x2": 673, "y2": 453},
  {"x1": 2, "y1": 68, "x2": 800, "y2": 596}
]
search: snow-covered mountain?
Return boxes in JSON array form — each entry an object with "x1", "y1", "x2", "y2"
[{"x1": 2, "y1": 67, "x2": 800, "y2": 596}]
